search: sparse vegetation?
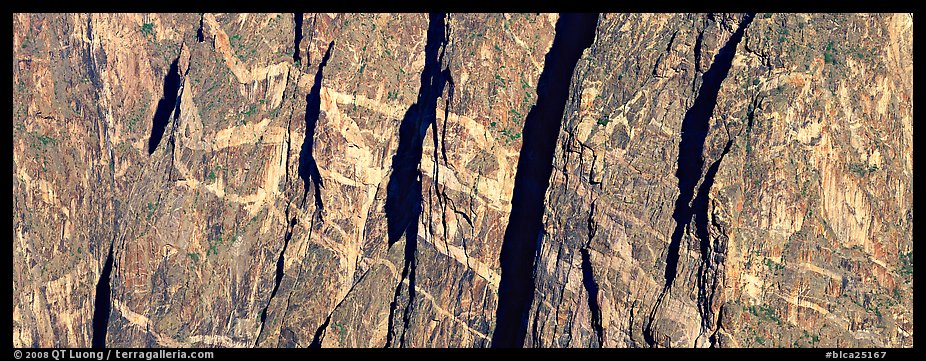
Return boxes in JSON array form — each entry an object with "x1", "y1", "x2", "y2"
[
  {"x1": 35, "y1": 134, "x2": 57, "y2": 148},
  {"x1": 140, "y1": 23, "x2": 155, "y2": 38},
  {"x1": 801, "y1": 330, "x2": 820, "y2": 345},
  {"x1": 127, "y1": 114, "x2": 140, "y2": 131},
  {"x1": 146, "y1": 200, "x2": 159, "y2": 220},
  {"x1": 824, "y1": 41, "x2": 839, "y2": 65},
  {"x1": 498, "y1": 128, "x2": 521, "y2": 143},
  {"x1": 748, "y1": 303, "x2": 782, "y2": 325},
  {"x1": 207, "y1": 234, "x2": 223, "y2": 256},
  {"x1": 207, "y1": 165, "x2": 223, "y2": 181},
  {"x1": 229, "y1": 34, "x2": 257, "y2": 62},
  {"x1": 898, "y1": 251, "x2": 913, "y2": 278},
  {"x1": 764, "y1": 258, "x2": 785, "y2": 272},
  {"x1": 848, "y1": 162, "x2": 878, "y2": 177}
]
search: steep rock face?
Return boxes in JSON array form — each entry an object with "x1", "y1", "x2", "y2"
[
  {"x1": 12, "y1": 13, "x2": 912, "y2": 348},
  {"x1": 528, "y1": 13, "x2": 912, "y2": 348},
  {"x1": 717, "y1": 13, "x2": 914, "y2": 348}
]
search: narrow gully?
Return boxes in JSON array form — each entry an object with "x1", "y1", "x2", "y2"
[
  {"x1": 91, "y1": 241, "x2": 115, "y2": 348},
  {"x1": 298, "y1": 41, "x2": 334, "y2": 213},
  {"x1": 293, "y1": 13, "x2": 304, "y2": 63},
  {"x1": 661, "y1": 13, "x2": 754, "y2": 292},
  {"x1": 167, "y1": 59, "x2": 189, "y2": 180},
  {"x1": 581, "y1": 202, "x2": 604, "y2": 347},
  {"x1": 383, "y1": 12, "x2": 451, "y2": 347},
  {"x1": 255, "y1": 215, "x2": 297, "y2": 344},
  {"x1": 693, "y1": 139, "x2": 733, "y2": 337},
  {"x1": 88, "y1": 17, "x2": 117, "y2": 349},
  {"x1": 491, "y1": 13, "x2": 599, "y2": 348},
  {"x1": 147, "y1": 55, "x2": 182, "y2": 155},
  {"x1": 308, "y1": 315, "x2": 331, "y2": 348},
  {"x1": 693, "y1": 140, "x2": 733, "y2": 275},
  {"x1": 196, "y1": 14, "x2": 204, "y2": 43},
  {"x1": 645, "y1": 13, "x2": 754, "y2": 347},
  {"x1": 580, "y1": 249, "x2": 603, "y2": 346}
]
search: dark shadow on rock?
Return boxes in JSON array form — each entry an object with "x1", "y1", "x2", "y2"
[
  {"x1": 663, "y1": 13, "x2": 754, "y2": 290},
  {"x1": 492, "y1": 13, "x2": 599, "y2": 348},
  {"x1": 147, "y1": 56, "x2": 181, "y2": 155},
  {"x1": 298, "y1": 41, "x2": 334, "y2": 213},
  {"x1": 91, "y1": 243, "x2": 115, "y2": 348},
  {"x1": 383, "y1": 13, "x2": 451, "y2": 348}
]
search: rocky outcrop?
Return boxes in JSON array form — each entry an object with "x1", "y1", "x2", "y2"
[{"x1": 12, "y1": 13, "x2": 912, "y2": 348}]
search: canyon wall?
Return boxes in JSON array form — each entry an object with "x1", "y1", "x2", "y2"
[{"x1": 12, "y1": 13, "x2": 913, "y2": 348}]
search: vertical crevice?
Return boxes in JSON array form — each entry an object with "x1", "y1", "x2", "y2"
[
  {"x1": 147, "y1": 54, "x2": 182, "y2": 155},
  {"x1": 746, "y1": 95, "x2": 762, "y2": 131},
  {"x1": 384, "y1": 13, "x2": 451, "y2": 348},
  {"x1": 91, "y1": 240, "x2": 115, "y2": 348},
  {"x1": 693, "y1": 139, "x2": 733, "y2": 337},
  {"x1": 305, "y1": 266, "x2": 374, "y2": 348},
  {"x1": 644, "y1": 13, "x2": 754, "y2": 348},
  {"x1": 88, "y1": 15, "x2": 116, "y2": 349},
  {"x1": 580, "y1": 249, "x2": 603, "y2": 346},
  {"x1": 693, "y1": 30, "x2": 704, "y2": 73},
  {"x1": 491, "y1": 13, "x2": 599, "y2": 348},
  {"x1": 580, "y1": 202, "x2": 604, "y2": 347},
  {"x1": 429, "y1": 67, "x2": 455, "y2": 250},
  {"x1": 255, "y1": 213, "x2": 297, "y2": 346},
  {"x1": 308, "y1": 315, "x2": 331, "y2": 348},
  {"x1": 196, "y1": 14, "x2": 204, "y2": 43},
  {"x1": 167, "y1": 56, "x2": 189, "y2": 181},
  {"x1": 293, "y1": 13, "x2": 304, "y2": 63},
  {"x1": 661, "y1": 13, "x2": 754, "y2": 292},
  {"x1": 298, "y1": 41, "x2": 334, "y2": 214}
]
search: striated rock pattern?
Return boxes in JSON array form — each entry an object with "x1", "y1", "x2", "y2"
[{"x1": 12, "y1": 13, "x2": 912, "y2": 348}]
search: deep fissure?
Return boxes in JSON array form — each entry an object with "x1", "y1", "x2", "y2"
[
  {"x1": 147, "y1": 55, "x2": 182, "y2": 155},
  {"x1": 580, "y1": 249, "x2": 603, "y2": 346},
  {"x1": 383, "y1": 12, "x2": 450, "y2": 348},
  {"x1": 662, "y1": 13, "x2": 754, "y2": 292},
  {"x1": 196, "y1": 14, "x2": 204, "y2": 42},
  {"x1": 694, "y1": 139, "x2": 733, "y2": 336},
  {"x1": 645, "y1": 13, "x2": 754, "y2": 347},
  {"x1": 581, "y1": 203, "x2": 604, "y2": 347},
  {"x1": 293, "y1": 13, "x2": 304, "y2": 63},
  {"x1": 299, "y1": 41, "x2": 334, "y2": 213},
  {"x1": 308, "y1": 315, "x2": 330, "y2": 348},
  {"x1": 91, "y1": 241, "x2": 115, "y2": 348},
  {"x1": 306, "y1": 266, "x2": 374, "y2": 347},
  {"x1": 89, "y1": 17, "x2": 116, "y2": 349},
  {"x1": 491, "y1": 13, "x2": 599, "y2": 348},
  {"x1": 255, "y1": 214, "x2": 297, "y2": 344},
  {"x1": 167, "y1": 60, "x2": 190, "y2": 181}
]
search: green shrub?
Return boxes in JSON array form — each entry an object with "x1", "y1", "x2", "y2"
[
  {"x1": 899, "y1": 251, "x2": 913, "y2": 277},
  {"x1": 140, "y1": 23, "x2": 154, "y2": 37}
]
